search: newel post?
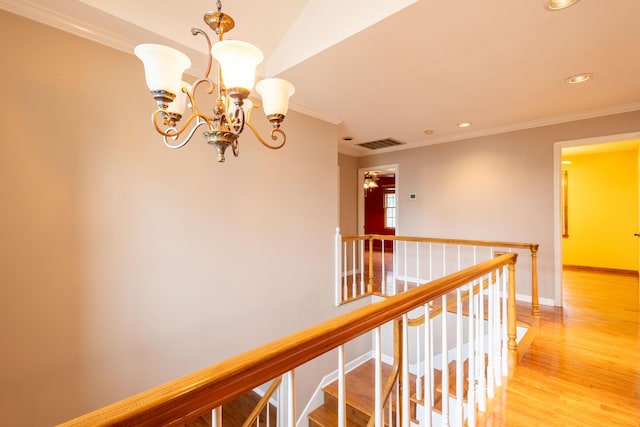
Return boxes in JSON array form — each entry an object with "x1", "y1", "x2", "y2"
[
  {"x1": 507, "y1": 257, "x2": 519, "y2": 374},
  {"x1": 530, "y1": 244, "x2": 540, "y2": 327}
]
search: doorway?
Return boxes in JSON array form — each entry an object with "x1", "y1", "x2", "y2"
[
  {"x1": 358, "y1": 164, "x2": 398, "y2": 244},
  {"x1": 554, "y1": 132, "x2": 640, "y2": 305}
]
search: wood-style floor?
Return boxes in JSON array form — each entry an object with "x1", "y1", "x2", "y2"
[
  {"x1": 188, "y1": 269, "x2": 639, "y2": 426},
  {"x1": 478, "y1": 269, "x2": 640, "y2": 426}
]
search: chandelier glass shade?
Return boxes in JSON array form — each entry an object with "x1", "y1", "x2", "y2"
[
  {"x1": 134, "y1": 2, "x2": 295, "y2": 162},
  {"x1": 363, "y1": 173, "x2": 379, "y2": 192}
]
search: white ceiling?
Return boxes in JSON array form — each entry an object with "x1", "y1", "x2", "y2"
[{"x1": 3, "y1": 0, "x2": 640, "y2": 157}]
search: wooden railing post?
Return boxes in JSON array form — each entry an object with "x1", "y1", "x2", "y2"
[
  {"x1": 530, "y1": 244, "x2": 540, "y2": 327},
  {"x1": 507, "y1": 257, "x2": 519, "y2": 374}
]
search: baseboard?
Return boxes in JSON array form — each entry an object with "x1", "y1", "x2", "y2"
[
  {"x1": 516, "y1": 293, "x2": 555, "y2": 307},
  {"x1": 563, "y1": 264, "x2": 639, "y2": 277}
]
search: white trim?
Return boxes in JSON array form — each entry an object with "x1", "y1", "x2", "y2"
[
  {"x1": 358, "y1": 164, "x2": 400, "y2": 235},
  {"x1": 515, "y1": 293, "x2": 555, "y2": 307},
  {"x1": 296, "y1": 352, "x2": 373, "y2": 427},
  {"x1": 0, "y1": 0, "x2": 340, "y2": 126},
  {"x1": 340, "y1": 102, "x2": 640, "y2": 156},
  {"x1": 0, "y1": 0, "x2": 135, "y2": 53}
]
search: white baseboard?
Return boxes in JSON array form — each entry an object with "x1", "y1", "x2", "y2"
[
  {"x1": 516, "y1": 293, "x2": 555, "y2": 307},
  {"x1": 296, "y1": 351, "x2": 373, "y2": 427}
]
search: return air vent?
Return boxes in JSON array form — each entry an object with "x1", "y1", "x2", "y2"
[{"x1": 357, "y1": 138, "x2": 405, "y2": 150}]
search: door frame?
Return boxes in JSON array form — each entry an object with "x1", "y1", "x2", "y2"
[
  {"x1": 553, "y1": 131, "x2": 640, "y2": 306},
  {"x1": 358, "y1": 163, "x2": 399, "y2": 235}
]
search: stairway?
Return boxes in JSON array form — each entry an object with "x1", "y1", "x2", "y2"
[{"x1": 308, "y1": 359, "x2": 452, "y2": 427}]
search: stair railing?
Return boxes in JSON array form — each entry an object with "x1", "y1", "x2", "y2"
[
  {"x1": 240, "y1": 376, "x2": 281, "y2": 427},
  {"x1": 57, "y1": 253, "x2": 518, "y2": 427},
  {"x1": 335, "y1": 229, "x2": 539, "y2": 326}
]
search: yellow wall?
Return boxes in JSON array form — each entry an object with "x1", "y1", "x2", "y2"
[{"x1": 562, "y1": 149, "x2": 639, "y2": 271}]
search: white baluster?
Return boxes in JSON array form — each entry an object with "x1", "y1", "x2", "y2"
[
  {"x1": 343, "y1": 241, "x2": 348, "y2": 301},
  {"x1": 360, "y1": 239, "x2": 365, "y2": 294},
  {"x1": 467, "y1": 281, "x2": 476, "y2": 427},
  {"x1": 374, "y1": 327, "x2": 383, "y2": 427},
  {"x1": 266, "y1": 400, "x2": 270, "y2": 427},
  {"x1": 487, "y1": 276, "x2": 495, "y2": 399},
  {"x1": 212, "y1": 407, "x2": 222, "y2": 427},
  {"x1": 441, "y1": 294, "x2": 449, "y2": 427},
  {"x1": 381, "y1": 239, "x2": 386, "y2": 294},
  {"x1": 392, "y1": 240, "x2": 397, "y2": 295},
  {"x1": 423, "y1": 303, "x2": 432, "y2": 427},
  {"x1": 455, "y1": 288, "x2": 464, "y2": 427},
  {"x1": 286, "y1": 370, "x2": 295, "y2": 427},
  {"x1": 501, "y1": 265, "x2": 509, "y2": 377},
  {"x1": 494, "y1": 268, "x2": 503, "y2": 387},
  {"x1": 477, "y1": 276, "x2": 487, "y2": 412},
  {"x1": 351, "y1": 240, "x2": 357, "y2": 298},
  {"x1": 338, "y1": 345, "x2": 346, "y2": 427},
  {"x1": 403, "y1": 241, "x2": 408, "y2": 291}
]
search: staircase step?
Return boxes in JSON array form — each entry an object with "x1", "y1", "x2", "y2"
[
  {"x1": 308, "y1": 404, "x2": 339, "y2": 427},
  {"x1": 309, "y1": 359, "x2": 421, "y2": 427}
]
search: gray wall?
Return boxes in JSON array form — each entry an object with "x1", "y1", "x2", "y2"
[
  {"x1": 338, "y1": 153, "x2": 359, "y2": 236},
  {"x1": 343, "y1": 111, "x2": 640, "y2": 303},
  {"x1": 0, "y1": 10, "x2": 350, "y2": 426}
]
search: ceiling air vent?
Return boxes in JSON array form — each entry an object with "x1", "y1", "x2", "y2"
[{"x1": 357, "y1": 138, "x2": 405, "y2": 150}]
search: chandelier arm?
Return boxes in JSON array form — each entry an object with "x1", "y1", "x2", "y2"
[
  {"x1": 245, "y1": 103, "x2": 287, "y2": 149},
  {"x1": 191, "y1": 76, "x2": 216, "y2": 96},
  {"x1": 232, "y1": 139, "x2": 239, "y2": 157},
  {"x1": 152, "y1": 108, "x2": 213, "y2": 140},
  {"x1": 163, "y1": 117, "x2": 210, "y2": 149},
  {"x1": 191, "y1": 28, "x2": 214, "y2": 79}
]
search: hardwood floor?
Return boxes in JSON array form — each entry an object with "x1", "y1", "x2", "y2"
[
  {"x1": 187, "y1": 269, "x2": 639, "y2": 426},
  {"x1": 478, "y1": 269, "x2": 640, "y2": 426}
]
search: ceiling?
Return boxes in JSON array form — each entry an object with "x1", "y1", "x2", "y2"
[{"x1": 3, "y1": 0, "x2": 640, "y2": 157}]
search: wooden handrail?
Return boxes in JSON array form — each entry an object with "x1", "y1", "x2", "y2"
[
  {"x1": 344, "y1": 234, "x2": 538, "y2": 251},
  {"x1": 343, "y1": 234, "x2": 540, "y2": 325},
  {"x1": 58, "y1": 253, "x2": 517, "y2": 427}
]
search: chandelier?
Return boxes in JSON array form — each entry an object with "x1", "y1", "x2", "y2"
[
  {"x1": 363, "y1": 173, "x2": 379, "y2": 192},
  {"x1": 134, "y1": 1, "x2": 295, "y2": 162}
]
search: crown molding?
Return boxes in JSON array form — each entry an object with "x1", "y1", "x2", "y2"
[
  {"x1": 342, "y1": 101, "x2": 640, "y2": 156},
  {"x1": 0, "y1": 0, "x2": 137, "y2": 53}
]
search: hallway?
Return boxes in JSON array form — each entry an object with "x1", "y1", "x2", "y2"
[{"x1": 479, "y1": 269, "x2": 640, "y2": 426}]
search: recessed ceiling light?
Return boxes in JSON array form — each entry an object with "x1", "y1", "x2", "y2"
[
  {"x1": 342, "y1": 136, "x2": 353, "y2": 141},
  {"x1": 565, "y1": 73, "x2": 593, "y2": 84},
  {"x1": 423, "y1": 129, "x2": 434, "y2": 135},
  {"x1": 457, "y1": 122, "x2": 472, "y2": 128},
  {"x1": 548, "y1": 0, "x2": 580, "y2": 10}
]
